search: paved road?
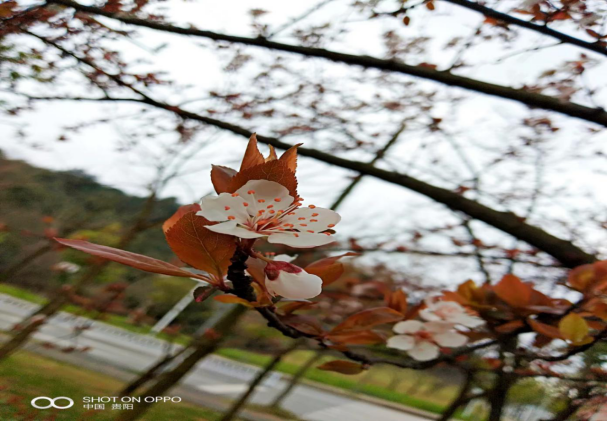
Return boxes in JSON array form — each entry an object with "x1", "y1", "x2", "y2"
[{"x1": 0, "y1": 293, "x2": 430, "y2": 421}]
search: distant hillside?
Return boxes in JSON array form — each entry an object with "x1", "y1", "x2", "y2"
[{"x1": 0, "y1": 151, "x2": 180, "y2": 291}]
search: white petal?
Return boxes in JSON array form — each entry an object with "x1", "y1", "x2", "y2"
[
  {"x1": 408, "y1": 341, "x2": 440, "y2": 361},
  {"x1": 281, "y1": 206, "x2": 340, "y2": 233},
  {"x1": 274, "y1": 254, "x2": 297, "y2": 262},
  {"x1": 419, "y1": 308, "x2": 441, "y2": 322},
  {"x1": 265, "y1": 271, "x2": 322, "y2": 300},
  {"x1": 386, "y1": 335, "x2": 415, "y2": 351},
  {"x1": 433, "y1": 331, "x2": 468, "y2": 348},
  {"x1": 453, "y1": 314, "x2": 485, "y2": 328},
  {"x1": 421, "y1": 301, "x2": 484, "y2": 328},
  {"x1": 434, "y1": 301, "x2": 465, "y2": 313},
  {"x1": 393, "y1": 320, "x2": 424, "y2": 334},
  {"x1": 206, "y1": 221, "x2": 264, "y2": 239},
  {"x1": 424, "y1": 321, "x2": 457, "y2": 334},
  {"x1": 267, "y1": 232, "x2": 336, "y2": 248},
  {"x1": 235, "y1": 180, "x2": 293, "y2": 218},
  {"x1": 198, "y1": 193, "x2": 249, "y2": 222}
]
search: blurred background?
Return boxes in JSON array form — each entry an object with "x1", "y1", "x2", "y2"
[{"x1": 0, "y1": 0, "x2": 606, "y2": 420}]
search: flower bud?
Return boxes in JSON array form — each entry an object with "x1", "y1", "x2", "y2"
[{"x1": 264, "y1": 261, "x2": 322, "y2": 300}]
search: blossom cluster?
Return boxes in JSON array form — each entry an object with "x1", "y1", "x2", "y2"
[{"x1": 387, "y1": 299, "x2": 484, "y2": 361}]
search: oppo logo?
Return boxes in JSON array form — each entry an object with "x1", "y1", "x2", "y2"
[{"x1": 31, "y1": 397, "x2": 74, "y2": 409}]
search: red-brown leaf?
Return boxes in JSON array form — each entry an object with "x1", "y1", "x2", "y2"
[
  {"x1": 278, "y1": 143, "x2": 301, "y2": 173},
  {"x1": 331, "y1": 307, "x2": 403, "y2": 334},
  {"x1": 214, "y1": 294, "x2": 254, "y2": 307},
  {"x1": 210, "y1": 165, "x2": 237, "y2": 194},
  {"x1": 54, "y1": 238, "x2": 199, "y2": 279},
  {"x1": 265, "y1": 144, "x2": 278, "y2": 162},
  {"x1": 385, "y1": 289, "x2": 408, "y2": 315},
  {"x1": 317, "y1": 360, "x2": 365, "y2": 375},
  {"x1": 568, "y1": 260, "x2": 606, "y2": 294},
  {"x1": 240, "y1": 133, "x2": 265, "y2": 171},
  {"x1": 0, "y1": 1, "x2": 17, "y2": 18},
  {"x1": 164, "y1": 211, "x2": 236, "y2": 279},
  {"x1": 549, "y1": 11, "x2": 571, "y2": 21},
  {"x1": 278, "y1": 301, "x2": 317, "y2": 315},
  {"x1": 163, "y1": 204, "x2": 201, "y2": 234},
  {"x1": 326, "y1": 330, "x2": 386, "y2": 345},
  {"x1": 281, "y1": 314, "x2": 325, "y2": 336},
  {"x1": 528, "y1": 318, "x2": 562, "y2": 339},
  {"x1": 493, "y1": 274, "x2": 531, "y2": 308},
  {"x1": 305, "y1": 252, "x2": 358, "y2": 286}
]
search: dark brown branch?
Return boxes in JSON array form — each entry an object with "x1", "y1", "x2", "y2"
[
  {"x1": 114, "y1": 305, "x2": 247, "y2": 421},
  {"x1": 45, "y1": 0, "x2": 607, "y2": 125},
  {"x1": 330, "y1": 121, "x2": 407, "y2": 210},
  {"x1": 22, "y1": 95, "x2": 141, "y2": 102},
  {"x1": 463, "y1": 219, "x2": 492, "y2": 284},
  {"x1": 258, "y1": 299, "x2": 498, "y2": 370},
  {"x1": 268, "y1": 0, "x2": 336, "y2": 38},
  {"x1": 438, "y1": 370, "x2": 475, "y2": 421},
  {"x1": 26, "y1": 32, "x2": 598, "y2": 268},
  {"x1": 0, "y1": 244, "x2": 52, "y2": 281},
  {"x1": 138, "y1": 103, "x2": 598, "y2": 268},
  {"x1": 488, "y1": 338, "x2": 517, "y2": 421},
  {"x1": 219, "y1": 341, "x2": 300, "y2": 421},
  {"x1": 443, "y1": 0, "x2": 606, "y2": 56},
  {"x1": 270, "y1": 350, "x2": 324, "y2": 408},
  {"x1": 224, "y1": 243, "x2": 499, "y2": 371},
  {"x1": 117, "y1": 347, "x2": 186, "y2": 397}
]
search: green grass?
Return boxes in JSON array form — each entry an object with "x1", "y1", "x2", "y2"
[
  {"x1": 0, "y1": 283, "x2": 47, "y2": 305},
  {"x1": 0, "y1": 351, "x2": 228, "y2": 421}
]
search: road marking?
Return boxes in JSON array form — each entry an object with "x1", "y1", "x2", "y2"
[{"x1": 200, "y1": 358, "x2": 283, "y2": 386}]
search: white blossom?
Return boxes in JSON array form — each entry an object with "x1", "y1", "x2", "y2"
[
  {"x1": 387, "y1": 320, "x2": 468, "y2": 361},
  {"x1": 197, "y1": 179, "x2": 340, "y2": 248},
  {"x1": 420, "y1": 299, "x2": 484, "y2": 328},
  {"x1": 264, "y1": 260, "x2": 322, "y2": 300}
]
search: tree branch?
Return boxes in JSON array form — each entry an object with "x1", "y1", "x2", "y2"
[
  {"x1": 443, "y1": 0, "x2": 606, "y2": 56},
  {"x1": 330, "y1": 120, "x2": 407, "y2": 210},
  {"x1": 224, "y1": 247, "x2": 499, "y2": 371},
  {"x1": 438, "y1": 369, "x2": 476, "y2": 421},
  {"x1": 44, "y1": 0, "x2": 607, "y2": 125},
  {"x1": 25, "y1": 32, "x2": 599, "y2": 268}
]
